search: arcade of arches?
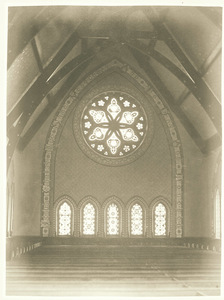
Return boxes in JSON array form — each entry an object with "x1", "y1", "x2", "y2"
[
  {"x1": 56, "y1": 197, "x2": 169, "y2": 237},
  {"x1": 6, "y1": 5, "x2": 222, "y2": 298}
]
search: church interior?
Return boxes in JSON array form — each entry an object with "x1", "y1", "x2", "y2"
[{"x1": 6, "y1": 5, "x2": 222, "y2": 297}]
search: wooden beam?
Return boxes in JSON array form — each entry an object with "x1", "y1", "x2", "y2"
[
  {"x1": 31, "y1": 37, "x2": 44, "y2": 72},
  {"x1": 79, "y1": 30, "x2": 158, "y2": 41},
  {"x1": 7, "y1": 31, "x2": 80, "y2": 128},
  {"x1": 7, "y1": 52, "x2": 94, "y2": 168},
  {"x1": 176, "y1": 41, "x2": 222, "y2": 106},
  {"x1": 203, "y1": 133, "x2": 222, "y2": 154},
  {"x1": 17, "y1": 59, "x2": 91, "y2": 151},
  {"x1": 81, "y1": 38, "x2": 88, "y2": 53},
  {"x1": 130, "y1": 47, "x2": 207, "y2": 153},
  {"x1": 7, "y1": 6, "x2": 64, "y2": 69},
  {"x1": 126, "y1": 41, "x2": 196, "y2": 87},
  {"x1": 129, "y1": 31, "x2": 158, "y2": 40},
  {"x1": 151, "y1": 22, "x2": 222, "y2": 135}
]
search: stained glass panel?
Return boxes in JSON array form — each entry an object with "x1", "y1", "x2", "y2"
[
  {"x1": 59, "y1": 202, "x2": 71, "y2": 235},
  {"x1": 107, "y1": 203, "x2": 119, "y2": 235},
  {"x1": 81, "y1": 93, "x2": 147, "y2": 158},
  {"x1": 83, "y1": 203, "x2": 95, "y2": 235},
  {"x1": 215, "y1": 190, "x2": 221, "y2": 239},
  {"x1": 155, "y1": 203, "x2": 166, "y2": 236},
  {"x1": 131, "y1": 204, "x2": 143, "y2": 235}
]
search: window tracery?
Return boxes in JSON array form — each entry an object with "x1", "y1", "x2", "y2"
[
  {"x1": 107, "y1": 203, "x2": 119, "y2": 235},
  {"x1": 58, "y1": 202, "x2": 71, "y2": 235},
  {"x1": 154, "y1": 203, "x2": 167, "y2": 236},
  {"x1": 72, "y1": 90, "x2": 153, "y2": 167},
  {"x1": 83, "y1": 203, "x2": 95, "y2": 235},
  {"x1": 131, "y1": 203, "x2": 143, "y2": 235}
]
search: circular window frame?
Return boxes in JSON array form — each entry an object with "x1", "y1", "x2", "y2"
[{"x1": 73, "y1": 90, "x2": 154, "y2": 166}]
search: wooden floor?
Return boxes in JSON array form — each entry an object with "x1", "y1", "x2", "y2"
[{"x1": 6, "y1": 244, "x2": 221, "y2": 297}]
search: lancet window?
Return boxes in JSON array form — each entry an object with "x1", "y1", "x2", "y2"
[
  {"x1": 107, "y1": 203, "x2": 119, "y2": 235},
  {"x1": 58, "y1": 202, "x2": 72, "y2": 235},
  {"x1": 83, "y1": 203, "x2": 96, "y2": 235},
  {"x1": 131, "y1": 203, "x2": 143, "y2": 235},
  {"x1": 154, "y1": 203, "x2": 167, "y2": 236}
]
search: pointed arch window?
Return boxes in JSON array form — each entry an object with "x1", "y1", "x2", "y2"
[
  {"x1": 131, "y1": 203, "x2": 143, "y2": 235},
  {"x1": 215, "y1": 189, "x2": 221, "y2": 239},
  {"x1": 154, "y1": 203, "x2": 167, "y2": 236},
  {"x1": 83, "y1": 203, "x2": 96, "y2": 235},
  {"x1": 107, "y1": 203, "x2": 119, "y2": 235},
  {"x1": 58, "y1": 202, "x2": 72, "y2": 235}
]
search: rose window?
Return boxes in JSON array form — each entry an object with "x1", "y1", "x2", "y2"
[{"x1": 74, "y1": 91, "x2": 153, "y2": 166}]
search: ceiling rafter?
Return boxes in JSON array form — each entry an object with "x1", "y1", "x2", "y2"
[
  {"x1": 17, "y1": 58, "x2": 92, "y2": 152},
  {"x1": 7, "y1": 53, "x2": 94, "y2": 168},
  {"x1": 7, "y1": 6, "x2": 64, "y2": 69},
  {"x1": 177, "y1": 40, "x2": 222, "y2": 106},
  {"x1": 203, "y1": 133, "x2": 222, "y2": 153},
  {"x1": 126, "y1": 41, "x2": 222, "y2": 143},
  {"x1": 126, "y1": 41, "x2": 196, "y2": 88},
  {"x1": 154, "y1": 23, "x2": 222, "y2": 135},
  {"x1": 7, "y1": 31, "x2": 80, "y2": 128},
  {"x1": 129, "y1": 47, "x2": 209, "y2": 153},
  {"x1": 78, "y1": 30, "x2": 158, "y2": 41},
  {"x1": 7, "y1": 6, "x2": 222, "y2": 167},
  {"x1": 31, "y1": 37, "x2": 44, "y2": 73}
]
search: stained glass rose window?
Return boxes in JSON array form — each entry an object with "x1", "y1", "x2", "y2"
[{"x1": 74, "y1": 91, "x2": 153, "y2": 166}]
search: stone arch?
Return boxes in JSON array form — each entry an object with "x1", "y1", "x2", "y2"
[
  {"x1": 126, "y1": 196, "x2": 148, "y2": 237},
  {"x1": 53, "y1": 195, "x2": 76, "y2": 236},
  {"x1": 102, "y1": 196, "x2": 125, "y2": 237},
  {"x1": 149, "y1": 197, "x2": 172, "y2": 237},
  {"x1": 77, "y1": 196, "x2": 101, "y2": 237}
]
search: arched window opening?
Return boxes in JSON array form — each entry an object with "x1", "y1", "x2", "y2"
[
  {"x1": 58, "y1": 202, "x2": 72, "y2": 236},
  {"x1": 131, "y1": 203, "x2": 143, "y2": 235},
  {"x1": 107, "y1": 203, "x2": 119, "y2": 235},
  {"x1": 83, "y1": 203, "x2": 95, "y2": 235},
  {"x1": 154, "y1": 203, "x2": 167, "y2": 236},
  {"x1": 215, "y1": 189, "x2": 221, "y2": 239}
]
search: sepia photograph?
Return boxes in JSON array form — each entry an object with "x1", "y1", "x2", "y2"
[{"x1": 3, "y1": 1, "x2": 223, "y2": 299}]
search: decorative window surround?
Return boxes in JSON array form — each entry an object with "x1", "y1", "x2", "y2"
[{"x1": 42, "y1": 59, "x2": 184, "y2": 238}]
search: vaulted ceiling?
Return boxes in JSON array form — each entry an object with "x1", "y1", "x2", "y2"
[{"x1": 7, "y1": 6, "x2": 222, "y2": 168}]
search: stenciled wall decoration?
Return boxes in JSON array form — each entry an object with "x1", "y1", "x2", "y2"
[{"x1": 41, "y1": 58, "x2": 184, "y2": 238}]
